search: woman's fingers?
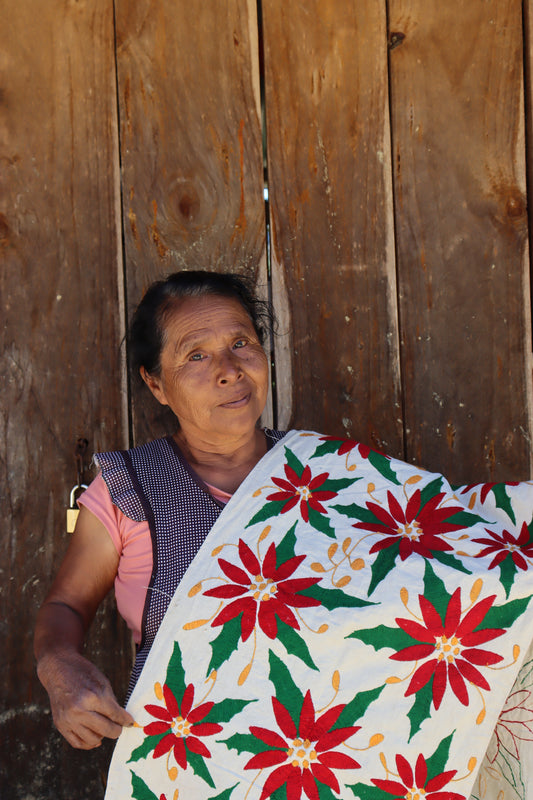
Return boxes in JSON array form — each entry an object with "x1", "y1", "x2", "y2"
[
  {"x1": 55, "y1": 688, "x2": 134, "y2": 747},
  {"x1": 41, "y1": 651, "x2": 134, "y2": 748}
]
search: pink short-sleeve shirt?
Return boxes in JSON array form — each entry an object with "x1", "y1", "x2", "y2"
[{"x1": 78, "y1": 473, "x2": 230, "y2": 643}]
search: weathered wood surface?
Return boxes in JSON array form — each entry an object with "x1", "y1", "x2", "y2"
[
  {"x1": 0, "y1": 1, "x2": 131, "y2": 797},
  {"x1": 388, "y1": 0, "x2": 533, "y2": 482},
  {"x1": 114, "y1": 0, "x2": 267, "y2": 443},
  {"x1": 261, "y1": 0, "x2": 404, "y2": 457},
  {"x1": 3, "y1": 2, "x2": 533, "y2": 798}
]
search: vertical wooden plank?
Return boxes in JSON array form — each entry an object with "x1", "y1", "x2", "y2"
[
  {"x1": 0, "y1": 1, "x2": 132, "y2": 796},
  {"x1": 114, "y1": 0, "x2": 267, "y2": 443},
  {"x1": 389, "y1": 0, "x2": 532, "y2": 482},
  {"x1": 261, "y1": 0, "x2": 404, "y2": 455},
  {"x1": 525, "y1": 1, "x2": 533, "y2": 359}
]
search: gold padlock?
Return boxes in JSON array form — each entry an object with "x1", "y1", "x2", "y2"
[{"x1": 67, "y1": 485, "x2": 87, "y2": 533}]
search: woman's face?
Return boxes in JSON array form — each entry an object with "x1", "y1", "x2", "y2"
[{"x1": 141, "y1": 294, "x2": 269, "y2": 448}]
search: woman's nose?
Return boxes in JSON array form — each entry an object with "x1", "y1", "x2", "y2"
[{"x1": 217, "y1": 351, "x2": 243, "y2": 384}]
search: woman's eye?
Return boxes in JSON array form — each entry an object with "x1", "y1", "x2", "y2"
[
  {"x1": 233, "y1": 339, "x2": 247, "y2": 349},
  {"x1": 189, "y1": 353, "x2": 205, "y2": 362}
]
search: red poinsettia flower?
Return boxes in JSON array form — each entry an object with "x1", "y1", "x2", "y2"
[
  {"x1": 353, "y1": 489, "x2": 465, "y2": 560},
  {"x1": 267, "y1": 463, "x2": 337, "y2": 522},
  {"x1": 245, "y1": 690, "x2": 361, "y2": 800},
  {"x1": 143, "y1": 683, "x2": 222, "y2": 769},
  {"x1": 372, "y1": 752, "x2": 464, "y2": 800},
  {"x1": 204, "y1": 539, "x2": 321, "y2": 641},
  {"x1": 390, "y1": 588, "x2": 505, "y2": 709},
  {"x1": 473, "y1": 522, "x2": 533, "y2": 571}
]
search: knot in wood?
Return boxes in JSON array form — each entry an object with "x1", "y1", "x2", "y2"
[
  {"x1": 389, "y1": 31, "x2": 406, "y2": 50},
  {"x1": 505, "y1": 194, "x2": 525, "y2": 219}
]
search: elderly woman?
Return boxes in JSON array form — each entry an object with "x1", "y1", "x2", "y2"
[
  {"x1": 34, "y1": 270, "x2": 285, "y2": 750},
  {"x1": 35, "y1": 271, "x2": 533, "y2": 800}
]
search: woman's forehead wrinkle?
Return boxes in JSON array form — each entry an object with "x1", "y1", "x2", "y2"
[{"x1": 170, "y1": 320, "x2": 256, "y2": 356}]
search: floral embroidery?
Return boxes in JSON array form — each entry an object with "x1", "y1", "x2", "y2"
[
  {"x1": 353, "y1": 489, "x2": 464, "y2": 562},
  {"x1": 128, "y1": 641, "x2": 252, "y2": 791},
  {"x1": 144, "y1": 683, "x2": 222, "y2": 768},
  {"x1": 266, "y1": 463, "x2": 336, "y2": 523},
  {"x1": 245, "y1": 690, "x2": 361, "y2": 799},
  {"x1": 473, "y1": 523, "x2": 533, "y2": 572},
  {"x1": 390, "y1": 587, "x2": 504, "y2": 709},
  {"x1": 247, "y1": 446, "x2": 359, "y2": 535},
  {"x1": 322, "y1": 436, "x2": 367, "y2": 457},
  {"x1": 487, "y1": 686, "x2": 533, "y2": 763},
  {"x1": 204, "y1": 539, "x2": 321, "y2": 642},
  {"x1": 334, "y1": 478, "x2": 477, "y2": 595},
  {"x1": 311, "y1": 435, "x2": 400, "y2": 484},
  {"x1": 107, "y1": 432, "x2": 533, "y2": 800},
  {"x1": 371, "y1": 752, "x2": 465, "y2": 800}
]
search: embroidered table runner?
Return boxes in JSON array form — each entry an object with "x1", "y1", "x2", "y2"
[{"x1": 104, "y1": 430, "x2": 533, "y2": 800}]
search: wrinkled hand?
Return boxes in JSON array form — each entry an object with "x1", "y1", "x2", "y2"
[{"x1": 38, "y1": 650, "x2": 134, "y2": 749}]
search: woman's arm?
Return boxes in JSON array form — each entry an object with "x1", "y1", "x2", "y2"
[{"x1": 34, "y1": 506, "x2": 134, "y2": 748}]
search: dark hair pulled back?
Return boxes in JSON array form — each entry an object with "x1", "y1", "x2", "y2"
[{"x1": 129, "y1": 270, "x2": 273, "y2": 376}]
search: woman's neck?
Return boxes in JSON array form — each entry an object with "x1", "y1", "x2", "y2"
[{"x1": 173, "y1": 427, "x2": 267, "y2": 494}]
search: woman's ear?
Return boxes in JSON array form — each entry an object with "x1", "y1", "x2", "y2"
[{"x1": 139, "y1": 367, "x2": 169, "y2": 406}]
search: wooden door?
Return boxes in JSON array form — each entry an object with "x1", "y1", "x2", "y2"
[{"x1": 2, "y1": 1, "x2": 532, "y2": 796}]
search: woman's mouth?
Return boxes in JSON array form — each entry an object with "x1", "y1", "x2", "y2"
[{"x1": 220, "y1": 393, "x2": 250, "y2": 409}]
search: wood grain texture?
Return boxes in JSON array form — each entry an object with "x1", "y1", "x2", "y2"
[
  {"x1": 0, "y1": 1, "x2": 131, "y2": 795},
  {"x1": 389, "y1": 0, "x2": 533, "y2": 481},
  {"x1": 114, "y1": 0, "x2": 267, "y2": 443},
  {"x1": 261, "y1": 0, "x2": 404, "y2": 456}
]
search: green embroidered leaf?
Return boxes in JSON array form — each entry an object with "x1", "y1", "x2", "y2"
[
  {"x1": 310, "y1": 440, "x2": 343, "y2": 459},
  {"x1": 208, "y1": 786, "x2": 239, "y2": 800},
  {"x1": 275, "y1": 523, "x2": 298, "y2": 565},
  {"x1": 492, "y1": 483, "x2": 516, "y2": 525},
  {"x1": 307, "y1": 505, "x2": 336, "y2": 537},
  {"x1": 430, "y1": 549, "x2": 472, "y2": 575},
  {"x1": 332, "y1": 502, "x2": 379, "y2": 523},
  {"x1": 186, "y1": 743, "x2": 216, "y2": 787},
  {"x1": 346, "y1": 624, "x2": 414, "y2": 653},
  {"x1": 446, "y1": 510, "x2": 488, "y2": 528},
  {"x1": 269, "y1": 650, "x2": 304, "y2": 725},
  {"x1": 246, "y1": 500, "x2": 286, "y2": 527},
  {"x1": 130, "y1": 771, "x2": 158, "y2": 800},
  {"x1": 408, "y1": 678, "x2": 434, "y2": 741},
  {"x1": 516, "y1": 657, "x2": 533, "y2": 688},
  {"x1": 425, "y1": 732, "x2": 455, "y2": 778},
  {"x1": 207, "y1": 614, "x2": 242, "y2": 676},
  {"x1": 314, "y1": 783, "x2": 340, "y2": 800},
  {"x1": 347, "y1": 784, "x2": 391, "y2": 800},
  {"x1": 165, "y1": 640, "x2": 187, "y2": 703},
  {"x1": 222, "y1": 732, "x2": 272, "y2": 756},
  {"x1": 419, "y1": 477, "x2": 444, "y2": 508},
  {"x1": 333, "y1": 684, "x2": 385, "y2": 729},
  {"x1": 302, "y1": 583, "x2": 376, "y2": 610},
  {"x1": 423, "y1": 561, "x2": 452, "y2": 626},
  {"x1": 367, "y1": 449, "x2": 401, "y2": 485},
  {"x1": 276, "y1": 619, "x2": 319, "y2": 670},
  {"x1": 481, "y1": 595, "x2": 532, "y2": 630},
  {"x1": 499, "y1": 554, "x2": 518, "y2": 599},
  {"x1": 320, "y1": 476, "x2": 361, "y2": 492},
  {"x1": 205, "y1": 698, "x2": 255, "y2": 724},
  {"x1": 127, "y1": 732, "x2": 166, "y2": 763},
  {"x1": 367, "y1": 542, "x2": 400, "y2": 596},
  {"x1": 284, "y1": 447, "x2": 305, "y2": 478}
]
